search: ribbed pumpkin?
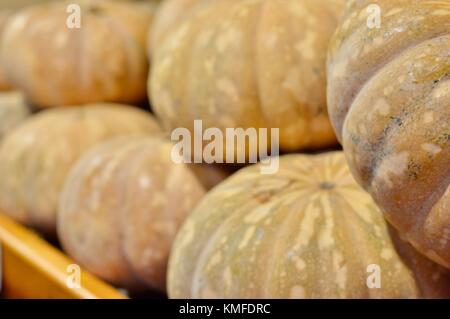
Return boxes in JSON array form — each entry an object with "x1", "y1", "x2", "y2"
[
  {"x1": 150, "y1": 0, "x2": 344, "y2": 158},
  {"x1": 58, "y1": 136, "x2": 206, "y2": 292},
  {"x1": 0, "y1": 104, "x2": 161, "y2": 234},
  {"x1": 168, "y1": 152, "x2": 450, "y2": 298},
  {"x1": 0, "y1": 0, "x2": 156, "y2": 108},
  {"x1": 0, "y1": 91, "x2": 31, "y2": 140},
  {"x1": 327, "y1": 0, "x2": 450, "y2": 268}
]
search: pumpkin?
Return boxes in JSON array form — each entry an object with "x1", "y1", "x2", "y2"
[
  {"x1": 327, "y1": 0, "x2": 450, "y2": 268},
  {"x1": 150, "y1": 0, "x2": 344, "y2": 159},
  {"x1": 58, "y1": 136, "x2": 206, "y2": 291},
  {"x1": 0, "y1": 0, "x2": 156, "y2": 108},
  {"x1": 0, "y1": 104, "x2": 161, "y2": 235},
  {"x1": 0, "y1": 91, "x2": 31, "y2": 140},
  {"x1": 168, "y1": 152, "x2": 450, "y2": 298},
  {"x1": 150, "y1": 0, "x2": 210, "y2": 55}
]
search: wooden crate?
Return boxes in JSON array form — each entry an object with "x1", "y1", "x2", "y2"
[{"x1": 0, "y1": 213, "x2": 126, "y2": 299}]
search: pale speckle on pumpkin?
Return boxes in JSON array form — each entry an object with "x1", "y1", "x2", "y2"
[
  {"x1": 139, "y1": 175, "x2": 152, "y2": 189},
  {"x1": 373, "y1": 98, "x2": 391, "y2": 117},
  {"x1": 432, "y1": 80, "x2": 450, "y2": 99},
  {"x1": 374, "y1": 152, "x2": 409, "y2": 188},
  {"x1": 217, "y1": 78, "x2": 240, "y2": 102},
  {"x1": 295, "y1": 31, "x2": 316, "y2": 60},
  {"x1": 238, "y1": 226, "x2": 256, "y2": 250},
  {"x1": 292, "y1": 256, "x2": 306, "y2": 271},
  {"x1": 381, "y1": 248, "x2": 394, "y2": 260},
  {"x1": 333, "y1": 251, "x2": 347, "y2": 290},
  {"x1": 421, "y1": 143, "x2": 442, "y2": 155}
]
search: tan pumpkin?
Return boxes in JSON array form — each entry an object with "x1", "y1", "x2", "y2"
[
  {"x1": 58, "y1": 136, "x2": 206, "y2": 292},
  {"x1": 150, "y1": 0, "x2": 344, "y2": 159},
  {"x1": 0, "y1": 104, "x2": 161, "y2": 235},
  {"x1": 0, "y1": 0, "x2": 156, "y2": 108},
  {"x1": 0, "y1": 91, "x2": 31, "y2": 140},
  {"x1": 327, "y1": 0, "x2": 450, "y2": 268},
  {"x1": 168, "y1": 152, "x2": 450, "y2": 298}
]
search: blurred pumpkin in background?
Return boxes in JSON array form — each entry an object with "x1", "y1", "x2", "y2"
[
  {"x1": 0, "y1": 91, "x2": 31, "y2": 140},
  {"x1": 0, "y1": 0, "x2": 157, "y2": 108},
  {"x1": 58, "y1": 136, "x2": 207, "y2": 292},
  {"x1": 168, "y1": 152, "x2": 450, "y2": 298},
  {"x1": 150, "y1": 0, "x2": 344, "y2": 161},
  {"x1": 0, "y1": 104, "x2": 161, "y2": 235}
]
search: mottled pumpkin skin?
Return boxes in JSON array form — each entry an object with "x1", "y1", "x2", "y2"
[
  {"x1": 327, "y1": 0, "x2": 450, "y2": 268},
  {"x1": 151, "y1": 0, "x2": 344, "y2": 157},
  {"x1": 58, "y1": 136, "x2": 205, "y2": 292},
  {"x1": 0, "y1": 104, "x2": 160, "y2": 235},
  {"x1": 150, "y1": 0, "x2": 212, "y2": 55},
  {"x1": 0, "y1": 91, "x2": 30, "y2": 140},
  {"x1": 0, "y1": 0, "x2": 156, "y2": 108},
  {"x1": 168, "y1": 152, "x2": 431, "y2": 299}
]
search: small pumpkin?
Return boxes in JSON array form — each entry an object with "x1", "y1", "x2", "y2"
[
  {"x1": 58, "y1": 136, "x2": 206, "y2": 292},
  {"x1": 150, "y1": 0, "x2": 344, "y2": 158},
  {"x1": 1, "y1": 0, "x2": 156, "y2": 108},
  {"x1": 327, "y1": 0, "x2": 450, "y2": 268},
  {"x1": 0, "y1": 104, "x2": 161, "y2": 235},
  {"x1": 168, "y1": 152, "x2": 450, "y2": 298},
  {"x1": 0, "y1": 91, "x2": 31, "y2": 140}
]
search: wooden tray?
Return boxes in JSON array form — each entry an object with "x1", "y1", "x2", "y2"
[{"x1": 0, "y1": 213, "x2": 126, "y2": 299}]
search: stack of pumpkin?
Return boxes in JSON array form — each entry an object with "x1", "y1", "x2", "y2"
[{"x1": 0, "y1": 0, "x2": 448, "y2": 299}]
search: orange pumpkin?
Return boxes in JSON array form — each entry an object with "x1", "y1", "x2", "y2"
[
  {"x1": 327, "y1": 0, "x2": 450, "y2": 268},
  {"x1": 168, "y1": 152, "x2": 450, "y2": 298},
  {"x1": 1, "y1": 0, "x2": 156, "y2": 108},
  {"x1": 150, "y1": 0, "x2": 344, "y2": 159},
  {"x1": 0, "y1": 104, "x2": 161, "y2": 235},
  {"x1": 58, "y1": 136, "x2": 206, "y2": 291}
]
